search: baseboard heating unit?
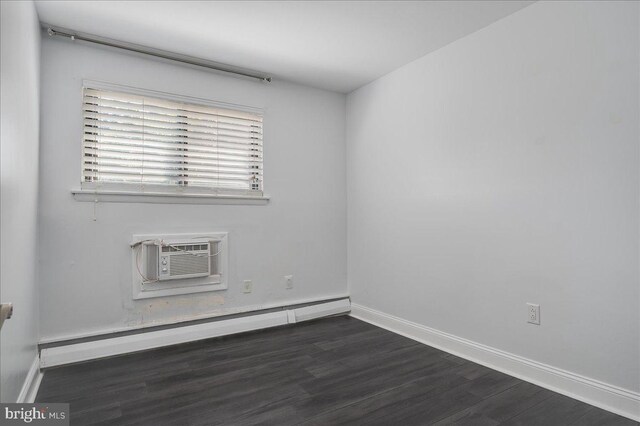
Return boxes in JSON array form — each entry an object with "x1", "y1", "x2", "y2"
[{"x1": 39, "y1": 298, "x2": 350, "y2": 369}]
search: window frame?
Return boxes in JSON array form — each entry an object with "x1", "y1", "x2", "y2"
[{"x1": 74, "y1": 80, "x2": 269, "y2": 204}]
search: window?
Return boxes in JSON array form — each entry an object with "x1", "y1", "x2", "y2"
[{"x1": 82, "y1": 86, "x2": 263, "y2": 196}]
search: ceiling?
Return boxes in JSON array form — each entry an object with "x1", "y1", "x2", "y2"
[{"x1": 35, "y1": 1, "x2": 534, "y2": 93}]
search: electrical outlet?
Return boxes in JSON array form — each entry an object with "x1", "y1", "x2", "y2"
[
  {"x1": 285, "y1": 275, "x2": 293, "y2": 289},
  {"x1": 527, "y1": 303, "x2": 540, "y2": 325},
  {"x1": 243, "y1": 280, "x2": 252, "y2": 293}
]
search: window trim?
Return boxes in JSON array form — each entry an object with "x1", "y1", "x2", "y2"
[
  {"x1": 71, "y1": 188, "x2": 270, "y2": 205},
  {"x1": 76, "y1": 80, "x2": 268, "y2": 204}
]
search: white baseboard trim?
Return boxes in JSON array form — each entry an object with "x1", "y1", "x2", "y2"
[
  {"x1": 40, "y1": 299, "x2": 351, "y2": 369},
  {"x1": 16, "y1": 356, "x2": 43, "y2": 403},
  {"x1": 350, "y1": 303, "x2": 640, "y2": 422}
]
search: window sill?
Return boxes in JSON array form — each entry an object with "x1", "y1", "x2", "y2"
[{"x1": 71, "y1": 189, "x2": 270, "y2": 205}]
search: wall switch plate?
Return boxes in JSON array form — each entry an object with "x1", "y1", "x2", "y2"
[
  {"x1": 285, "y1": 275, "x2": 293, "y2": 289},
  {"x1": 243, "y1": 280, "x2": 252, "y2": 293},
  {"x1": 527, "y1": 303, "x2": 540, "y2": 325}
]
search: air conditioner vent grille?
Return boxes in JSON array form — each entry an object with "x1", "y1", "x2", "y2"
[
  {"x1": 157, "y1": 239, "x2": 212, "y2": 281},
  {"x1": 162, "y1": 244, "x2": 209, "y2": 252},
  {"x1": 169, "y1": 253, "x2": 210, "y2": 277}
]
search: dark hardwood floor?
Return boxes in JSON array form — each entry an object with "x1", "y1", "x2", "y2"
[{"x1": 36, "y1": 316, "x2": 638, "y2": 426}]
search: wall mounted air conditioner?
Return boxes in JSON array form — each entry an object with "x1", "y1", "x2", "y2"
[
  {"x1": 154, "y1": 239, "x2": 211, "y2": 281},
  {"x1": 131, "y1": 232, "x2": 228, "y2": 300}
]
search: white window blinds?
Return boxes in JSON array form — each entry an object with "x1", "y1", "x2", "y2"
[{"x1": 82, "y1": 87, "x2": 263, "y2": 195}]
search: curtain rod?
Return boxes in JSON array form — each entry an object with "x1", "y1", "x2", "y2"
[{"x1": 45, "y1": 26, "x2": 272, "y2": 83}]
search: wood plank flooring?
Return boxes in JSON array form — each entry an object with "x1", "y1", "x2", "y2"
[{"x1": 36, "y1": 316, "x2": 638, "y2": 425}]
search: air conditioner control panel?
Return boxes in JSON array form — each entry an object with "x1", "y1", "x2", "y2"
[{"x1": 160, "y1": 256, "x2": 169, "y2": 276}]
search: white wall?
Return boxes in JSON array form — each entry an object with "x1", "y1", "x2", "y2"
[
  {"x1": 347, "y1": 0, "x2": 639, "y2": 393},
  {"x1": 38, "y1": 37, "x2": 347, "y2": 341},
  {"x1": 0, "y1": 1, "x2": 41, "y2": 402}
]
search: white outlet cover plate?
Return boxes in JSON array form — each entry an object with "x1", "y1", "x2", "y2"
[{"x1": 527, "y1": 303, "x2": 540, "y2": 325}]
